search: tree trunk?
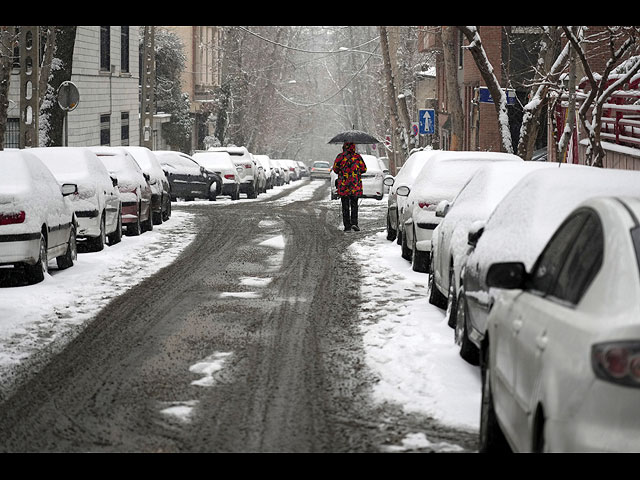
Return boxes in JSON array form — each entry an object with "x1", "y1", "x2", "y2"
[
  {"x1": 40, "y1": 26, "x2": 75, "y2": 146},
  {"x1": 441, "y1": 26, "x2": 465, "y2": 150},
  {"x1": 0, "y1": 27, "x2": 16, "y2": 150}
]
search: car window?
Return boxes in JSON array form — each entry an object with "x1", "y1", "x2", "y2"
[
  {"x1": 548, "y1": 212, "x2": 603, "y2": 305},
  {"x1": 529, "y1": 212, "x2": 588, "y2": 295}
]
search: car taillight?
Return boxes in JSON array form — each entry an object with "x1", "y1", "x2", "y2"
[
  {"x1": 0, "y1": 211, "x2": 25, "y2": 226},
  {"x1": 418, "y1": 202, "x2": 431, "y2": 209},
  {"x1": 224, "y1": 174, "x2": 236, "y2": 180},
  {"x1": 244, "y1": 164, "x2": 252, "y2": 169},
  {"x1": 592, "y1": 341, "x2": 640, "y2": 387}
]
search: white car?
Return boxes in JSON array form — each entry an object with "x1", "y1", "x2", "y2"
[
  {"x1": 155, "y1": 150, "x2": 216, "y2": 201},
  {"x1": 330, "y1": 154, "x2": 385, "y2": 200},
  {"x1": 460, "y1": 166, "x2": 640, "y2": 368},
  {"x1": 31, "y1": 147, "x2": 122, "y2": 251},
  {"x1": 254, "y1": 154, "x2": 275, "y2": 190},
  {"x1": 383, "y1": 148, "x2": 439, "y2": 243},
  {"x1": 429, "y1": 162, "x2": 560, "y2": 337},
  {"x1": 271, "y1": 160, "x2": 290, "y2": 185},
  {"x1": 208, "y1": 146, "x2": 259, "y2": 198},
  {"x1": 0, "y1": 150, "x2": 78, "y2": 284},
  {"x1": 123, "y1": 146, "x2": 171, "y2": 224},
  {"x1": 193, "y1": 151, "x2": 241, "y2": 200},
  {"x1": 397, "y1": 151, "x2": 522, "y2": 272},
  {"x1": 481, "y1": 195, "x2": 640, "y2": 452},
  {"x1": 89, "y1": 147, "x2": 153, "y2": 236}
]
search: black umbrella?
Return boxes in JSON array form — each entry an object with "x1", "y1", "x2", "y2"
[{"x1": 327, "y1": 129, "x2": 380, "y2": 144}]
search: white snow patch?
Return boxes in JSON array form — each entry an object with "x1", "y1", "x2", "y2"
[
  {"x1": 219, "y1": 291, "x2": 261, "y2": 299},
  {"x1": 259, "y1": 235, "x2": 286, "y2": 249},
  {"x1": 381, "y1": 432, "x2": 465, "y2": 453},
  {"x1": 189, "y1": 351, "x2": 233, "y2": 387},
  {"x1": 160, "y1": 400, "x2": 199, "y2": 423},
  {"x1": 239, "y1": 276, "x2": 273, "y2": 287}
]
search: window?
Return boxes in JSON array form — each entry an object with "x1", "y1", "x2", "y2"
[
  {"x1": 100, "y1": 26, "x2": 110, "y2": 71},
  {"x1": 121, "y1": 26, "x2": 129, "y2": 73},
  {"x1": 3, "y1": 118, "x2": 19, "y2": 148},
  {"x1": 550, "y1": 212, "x2": 603, "y2": 305},
  {"x1": 529, "y1": 212, "x2": 588, "y2": 295},
  {"x1": 121, "y1": 112, "x2": 129, "y2": 145},
  {"x1": 100, "y1": 114, "x2": 111, "y2": 145}
]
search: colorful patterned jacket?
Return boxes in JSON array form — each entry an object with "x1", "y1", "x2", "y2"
[{"x1": 332, "y1": 143, "x2": 367, "y2": 197}]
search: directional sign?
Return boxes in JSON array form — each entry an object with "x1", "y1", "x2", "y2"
[
  {"x1": 419, "y1": 109, "x2": 435, "y2": 135},
  {"x1": 477, "y1": 86, "x2": 516, "y2": 105}
]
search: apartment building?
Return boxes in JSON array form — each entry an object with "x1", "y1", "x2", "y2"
[
  {"x1": 161, "y1": 26, "x2": 223, "y2": 152},
  {"x1": 6, "y1": 26, "x2": 141, "y2": 148}
]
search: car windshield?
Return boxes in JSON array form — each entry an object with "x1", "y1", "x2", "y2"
[{"x1": 313, "y1": 162, "x2": 330, "y2": 168}]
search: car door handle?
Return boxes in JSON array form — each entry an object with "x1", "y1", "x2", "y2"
[
  {"x1": 512, "y1": 318, "x2": 523, "y2": 333},
  {"x1": 536, "y1": 332, "x2": 548, "y2": 351}
]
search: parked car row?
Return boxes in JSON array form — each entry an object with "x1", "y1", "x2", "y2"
[
  {"x1": 384, "y1": 148, "x2": 640, "y2": 452},
  {"x1": 0, "y1": 146, "x2": 177, "y2": 286}
]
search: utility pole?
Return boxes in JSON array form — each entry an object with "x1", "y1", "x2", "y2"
[
  {"x1": 19, "y1": 26, "x2": 39, "y2": 148},
  {"x1": 140, "y1": 26, "x2": 155, "y2": 149}
]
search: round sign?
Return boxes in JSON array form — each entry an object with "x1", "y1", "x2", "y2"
[{"x1": 57, "y1": 81, "x2": 79, "y2": 112}]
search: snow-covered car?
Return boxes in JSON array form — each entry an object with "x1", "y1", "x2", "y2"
[
  {"x1": 383, "y1": 149, "x2": 439, "y2": 244},
  {"x1": 310, "y1": 161, "x2": 331, "y2": 180},
  {"x1": 89, "y1": 147, "x2": 153, "y2": 236},
  {"x1": 480, "y1": 195, "x2": 640, "y2": 452},
  {"x1": 330, "y1": 154, "x2": 385, "y2": 200},
  {"x1": 428, "y1": 162, "x2": 561, "y2": 355},
  {"x1": 459, "y1": 166, "x2": 640, "y2": 368},
  {"x1": 254, "y1": 154, "x2": 275, "y2": 190},
  {"x1": 155, "y1": 150, "x2": 217, "y2": 201},
  {"x1": 208, "y1": 146, "x2": 259, "y2": 198},
  {"x1": 284, "y1": 159, "x2": 299, "y2": 181},
  {"x1": 31, "y1": 147, "x2": 122, "y2": 251},
  {"x1": 271, "y1": 160, "x2": 290, "y2": 185},
  {"x1": 0, "y1": 150, "x2": 78, "y2": 284},
  {"x1": 123, "y1": 146, "x2": 171, "y2": 224},
  {"x1": 397, "y1": 151, "x2": 522, "y2": 272},
  {"x1": 297, "y1": 161, "x2": 309, "y2": 177},
  {"x1": 193, "y1": 151, "x2": 241, "y2": 200}
]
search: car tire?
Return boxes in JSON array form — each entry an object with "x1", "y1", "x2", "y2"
[
  {"x1": 87, "y1": 214, "x2": 106, "y2": 252},
  {"x1": 128, "y1": 204, "x2": 142, "y2": 236},
  {"x1": 56, "y1": 225, "x2": 77, "y2": 270},
  {"x1": 479, "y1": 346, "x2": 510, "y2": 453},
  {"x1": 411, "y1": 229, "x2": 429, "y2": 273},
  {"x1": 455, "y1": 290, "x2": 480, "y2": 366},
  {"x1": 25, "y1": 232, "x2": 47, "y2": 284},
  {"x1": 445, "y1": 268, "x2": 457, "y2": 328},
  {"x1": 163, "y1": 200, "x2": 171, "y2": 221},
  {"x1": 143, "y1": 207, "x2": 154, "y2": 232},
  {"x1": 428, "y1": 258, "x2": 448, "y2": 309},
  {"x1": 108, "y1": 210, "x2": 123, "y2": 245},
  {"x1": 401, "y1": 229, "x2": 412, "y2": 261},
  {"x1": 386, "y1": 213, "x2": 397, "y2": 241}
]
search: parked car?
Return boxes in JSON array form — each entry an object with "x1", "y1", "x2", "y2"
[
  {"x1": 89, "y1": 147, "x2": 153, "y2": 236},
  {"x1": 429, "y1": 162, "x2": 559, "y2": 343},
  {"x1": 378, "y1": 157, "x2": 390, "y2": 194},
  {"x1": 330, "y1": 154, "x2": 385, "y2": 200},
  {"x1": 0, "y1": 150, "x2": 78, "y2": 284},
  {"x1": 459, "y1": 166, "x2": 640, "y2": 369},
  {"x1": 271, "y1": 160, "x2": 290, "y2": 185},
  {"x1": 155, "y1": 150, "x2": 218, "y2": 201},
  {"x1": 285, "y1": 159, "x2": 299, "y2": 181},
  {"x1": 123, "y1": 146, "x2": 171, "y2": 224},
  {"x1": 254, "y1": 154, "x2": 275, "y2": 190},
  {"x1": 297, "y1": 161, "x2": 309, "y2": 177},
  {"x1": 32, "y1": 146, "x2": 122, "y2": 251},
  {"x1": 396, "y1": 151, "x2": 522, "y2": 272},
  {"x1": 310, "y1": 161, "x2": 332, "y2": 180},
  {"x1": 208, "y1": 146, "x2": 259, "y2": 198},
  {"x1": 383, "y1": 148, "x2": 439, "y2": 244},
  {"x1": 193, "y1": 151, "x2": 241, "y2": 200},
  {"x1": 480, "y1": 195, "x2": 640, "y2": 452}
]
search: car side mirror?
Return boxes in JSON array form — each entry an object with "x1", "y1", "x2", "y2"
[
  {"x1": 467, "y1": 220, "x2": 485, "y2": 247},
  {"x1": 396, "y1": 185, "x2": 410, "y2": 197},
  {"x1": 383, "y1": 175, "x2": 394, "y2": 187},
  {"x1": 61, "y1": 183, "x2": 78, "y2": 196},
  {"x1": 486, "y1": 262, "x2": 527, "y2": 290},
  {"x1": 143, "y1": 172, "x2": 151, "y2": 183},
  {"x1": 435, "y1": 200, "x2": 450, "y2": 218},
  {"x1": 110, "y1": 176, "x2": 118, "y2": 187}
]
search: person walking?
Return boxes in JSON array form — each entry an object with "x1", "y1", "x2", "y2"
[{"x1": 332, "y1": 142, "x2": 367, "y2": 232}]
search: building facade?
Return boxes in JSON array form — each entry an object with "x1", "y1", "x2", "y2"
[
  {"x1": 161, "y1": 26, "x2": 223, "y2": 152},
  {"x1": 6, "y1": 26, "x2": 141, "y2": 148}
]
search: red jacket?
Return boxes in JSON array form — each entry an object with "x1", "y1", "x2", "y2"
[{"x1": 332, "y1": 143, "x2": 367, "y2": 197}]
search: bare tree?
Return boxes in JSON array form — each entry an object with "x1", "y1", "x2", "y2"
[
  {"x1": 563, "y1": 26, "x2": 640, "y2": 167},
  {"x1": 441, "y1": 26, "x2": 465, "y2": 150}
]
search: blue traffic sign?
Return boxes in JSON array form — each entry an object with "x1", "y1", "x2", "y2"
[{"x1": 419, "y1": 109, "x2": 435, "y2": 135}]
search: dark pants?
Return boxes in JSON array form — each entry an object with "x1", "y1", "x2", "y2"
[{"x1": 340, "y1": 195, "x2": 359, "y2": 229}]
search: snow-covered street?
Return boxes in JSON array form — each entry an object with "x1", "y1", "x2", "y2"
[{"x1": 0, "y1": 179, "x2": 480, "y2": 451}]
